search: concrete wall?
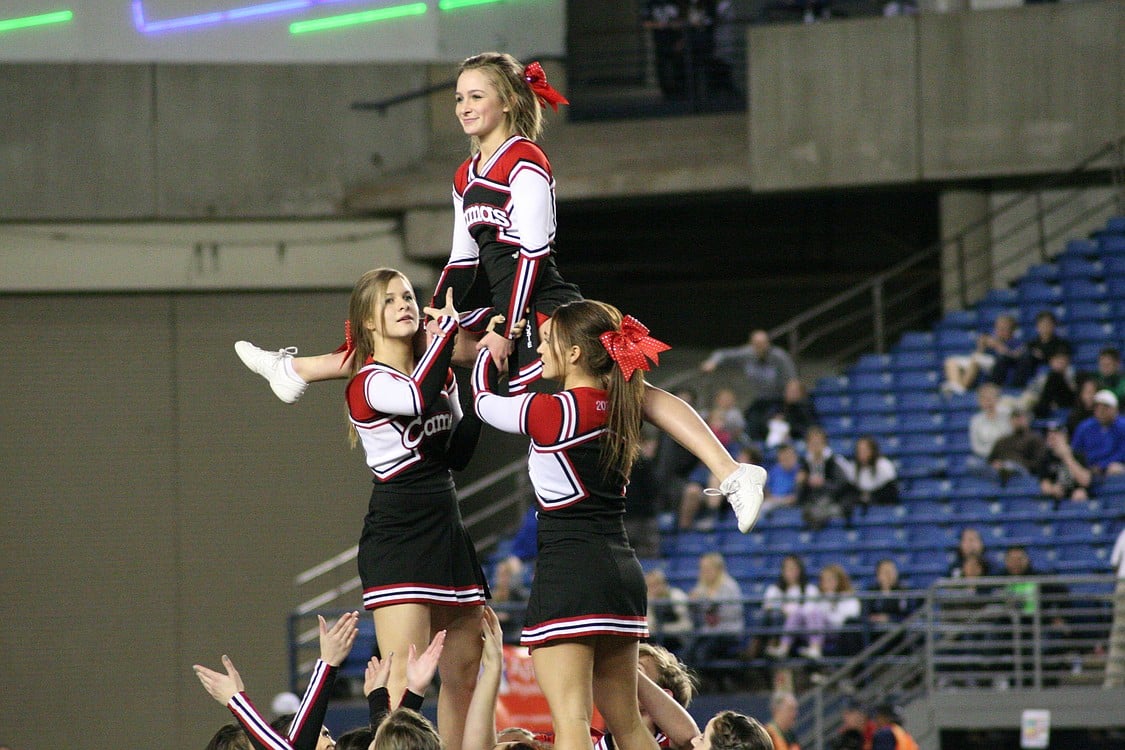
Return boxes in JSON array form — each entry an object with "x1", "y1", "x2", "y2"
[
  {"x1": 0, "y1": 0, "x2": 564, "y2": 63},
  {"x1": 749, "y1": 1, "x2": 1125, "y2": 191},
  {"x1": 0, "y1": 63, "x2": 429, "y2": 220}
]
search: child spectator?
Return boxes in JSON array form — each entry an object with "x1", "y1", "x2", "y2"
[
  {"x1": 836, "y1": 435, "x2": 899, "y2": 524},
  {"x1": 797, "y1": 425, "x2": 848, "y2": 530},
  {"x1": 764, "y1": 554, "x2": 821, "y2": 659},
  {"x1": 950, "y1": 527, "x2": 991, "y2": 578},
  {"x1": 762, "y1": 443, "x2": 800, "y2": 514}
]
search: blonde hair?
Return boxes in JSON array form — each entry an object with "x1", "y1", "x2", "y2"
[
  {"x1": 547, "y1": 299, "x2": 645, "y2": 480},
  {"x1": 637, "y1": 642, "x2": 697, "y2": 708},
  {"x1": 820, "y1": 563, "x2": 854, "y2": 593},
  {"x1": 458, "y1": 52, "x2": 545, "y2": 153},
  {"x1": 372, "y1": 708, "x2": 443, "y2": 750}
]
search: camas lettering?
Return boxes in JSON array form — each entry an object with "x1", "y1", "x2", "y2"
[{"x1": 463, "y1": 203, "x2": 511, "y2": 229}]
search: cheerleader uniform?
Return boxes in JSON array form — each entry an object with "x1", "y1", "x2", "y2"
[
  {"x1": 349, "y1": 314, "x2": 489, "y2": 610},
  {"x1": 435, "y1": 135, "x2": 582, "y2": 393},
  {"x1": 471, "y1": 348, "x2": 648, "y2": 646}
]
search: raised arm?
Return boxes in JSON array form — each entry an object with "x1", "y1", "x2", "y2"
[
  {"x1": 284, "y1": 613, "x2": 358, "y2": 749},
  {"x1": 462, "y1": 608, "x2": 504, "y2": 750},
  {"x1": 194, "y1": 655, "x2": 294, "y2": 750},
  {"x1": 636, "y1": 670, "x2": 699, "y2": 750}
]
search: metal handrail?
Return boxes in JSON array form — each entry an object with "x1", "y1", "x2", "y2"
[{"x1": 769, "y1": 136, "x2": 1125, "y2": 372}]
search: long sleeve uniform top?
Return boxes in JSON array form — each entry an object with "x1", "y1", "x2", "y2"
[
  {"x1": 470, "y1": 348, "x2": 627, "y2": 525},
  {"x1": 435, "y1": 136, "x2": 570, "y2": 339},
  {"x1": 227, "y1": 659, "x2": 336, "y2": 750},
  {"x1": 345, "y1": 315, "x2": 479, "y2": 490}
]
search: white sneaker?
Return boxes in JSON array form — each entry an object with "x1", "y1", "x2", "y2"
[
  {"x1": 234, "y1": 341, "x2": 307, "y2": 404},
  {"x1": 798, "y1": 644, "x2": 823, "y2": 660},
  {"x1": 718, "y1": 463, "x2": 767, "y2": 533}
]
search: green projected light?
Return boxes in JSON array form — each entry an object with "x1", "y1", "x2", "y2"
[
  {"x1": 289, "y1": 2, "x2": 426, "y2": 33},
  {"x1": 0, "y1": 9, "x2": 74, "y2": 34},
  {"x1": 438, "y1": 0, "x2": 504, "y2": 9}
]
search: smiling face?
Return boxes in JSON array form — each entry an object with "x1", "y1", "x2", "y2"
[
  {"x1": 369, "y1": 274, "x2": 419, "y2": 343},
  {"x1": 455, "y1": 68, "x2": 510, "y2": 149}
]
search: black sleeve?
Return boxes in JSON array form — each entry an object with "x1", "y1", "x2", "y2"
[
  {"x1": 413, "y1": 316, "x2": 459, "y2": 412},
  {"x1": 400, "y1": 689, "x2": 425, "y2": 712},
  {"x1": 368, "y1": 687, "x2": 392, "y2": 730},
  {"x1": 446, "y1": 411, "x2": 482, "y2": 471},
  {"x1": 288, "y1": 664, "x2": 338, "y2": 750}
]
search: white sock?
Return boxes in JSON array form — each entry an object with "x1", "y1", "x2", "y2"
[{"x1": 281, "y1": 358, "x2": 307, "y2": 385}]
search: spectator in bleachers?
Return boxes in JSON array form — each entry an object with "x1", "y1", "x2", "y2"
[
  {"x1": 941, "y1": 313, "x2": 1020, "y2": 395},
  {"x1": 491, "y1": 556, "x2": 528, "y2": 644},
  {"x1": 866, "y1": 558, "x2": 916, "y2": 628},
  {"x1": 1012, "y1": 310, "x2": 1071, "y2": 388},
  {"x1": 950, "y1": 527, "x2": 992, "y2": 578},
  {"x1": 1002, "y1": 544, "x2": 1070, "y2": 686},
  {"x1": 986, "y1": 407, "x2": 1047, "y2": 484},
  {"x1": 764, "y1": 554, "x2": 821, "y2": 659},
  {"x1": 836, "y1": 436, "x2": 899, "y2": 525},
  {"x1": 643, "y1": 0, "x2": 686, "y2": 99},
  {"x1": 687, "y1": 552, "x2": 745, "y2": 669},
  {"x1": 762, "y1": 443, "x2": 800, "y2": 515},
  {"x1": 625, "y1": 433, "x2": 662, "y2": 558},
  {"x1": 829, "y1": 700, "x2": 872, "y2": 750},
  {"x1": 700, "y1": 329, "x2": 798, "y2": 443},
  {"x1": 1066, "y1": 375, "x2": 1098, "y2": 436},
  {"x1": 1105, "y1": 525, "x2": 1125, "y2": 688},
  {"x1": 870, "y1": 703, "x2": 918, "y2": 750},
  {"x1": 797, "y1": 425, "x2": 848, "y2": 530},
  {"x1": 764, "y1": 691, "x2": 800, "y2": 750},
  {"x1": 1094, "y1": 347, "x2": 1125, "y2": 401},
  {"x1": 646, "y1": 568, "x2": 694, "y2": 655},
  {"x1": 969, "y1": 382, "x2": 1013, "y2": 464},
  {"x1": 678, "y1": 389, "x2": 747, "y2": 531},
  {"x1": 1024, "y1": 349, "x2": 1077, "y2": 419},
  {"x1": 1069, "y1": 390, "x2": 1125, "y2": 477},
  {"x1": 508, "y1": 504, "x2": 539, "y2": 564},
  {"x1": 653, "y1": 388, "x2": 704, "y2": 513},
  {"x1": 816, "y1": 563, "x2": 863, "y2": 658},
  {"x1": 765, "y1": 378, "x2": 818, "y2": 448},
  {"x1": 1038, "y1": 424, "x2": 1092, "y2": 502}
]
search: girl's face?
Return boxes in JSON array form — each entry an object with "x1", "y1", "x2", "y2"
[
  {"x1": 782, "y1": 557, "x2": 801, "y2": 585},
  {"x1": 456, "y1": 68, "x2": 509, "y2": 145},
  {"x1": 536, "y1": 318, "x2": 566, "y2": 381},
  {"x1": 316, "y1": 726, "x2": 335, "y2": 750},
  {"x1": 370, "y1": 275, "x2": 419, "y2": 343},
  {"x1": 856, "y1": 439, "x2": 873, "y2": 464},
  {"x1": 876, "y1": 561, "x2": 898, "y2": 589},
  {"x1": 960, "y1": 529, "x2": 983, "y2": 556},
  {"x1": 819, "y1": 569, "x2": 838, "y2": 593}
]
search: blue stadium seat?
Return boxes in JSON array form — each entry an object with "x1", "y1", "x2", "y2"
[
  {"x1": 854, "y1": 504, "x2": 905, "y2": 527},
  {"x1": 1018, "y1": 281, "x2": 1063, "y2": 305},
  {"x1": 855, "y1": 414, "x2": 898, "y2": 436},
  {"x1": 1061, "y1": 279, "x2": 1108, "y2": 302},
  {"x1": 891, "y1": 350, "x2": 938, "y2": 370},
  {"x1": 995, "y1": 474, "x2": 1040, "y2": 498},
  {"x1": 765, "y1": 528, "x2": 810, "y2": 552},
  {"x1": 1068, "y1": 320, "x2": 1117, "y2": 343},
  {"x1": 813, "y1": 394, "x2": 852, "y2": 416},
  {"x1": 936, "y1": 328, "x2": 977, "y2": 353},
  {"x1": 1100, "y1": 235, "x2": 1125, "y2": 256},
  {"x1": 1023, "y1": 263, "x2": 1059, "y2": 282},
  {"x1": 909, "y1": 549, "x2": 953, "y2": 575},
  {"x1": 850, "y1": 372, "x2": 893, "y2": 392},
  {"x1": 1064, "y1": 300, "x2": 1113, "y2": 322},
  {"x1": 859, "y1": 525, "x2": 907, "y2": 550},
  {"x1": 907, "y1": 523, "x2": 957, "y2": 550},
  {"x1": 941, "y1": 309, "x2": 979, "y2": 329},
  {"x1": 895, "y1": 369, "x2": 940, "y2": 391},
  {"x1": 855, "y1": 393, "x2": 897, "y2": 414},
  {"x1": 1053, "y1": 544, "x2": 1107, "y2": 573},
  {"x1": 952, "y1": 495, "x2": 1001, "y2": 518},
  {"x1": 898, "y1": 391, "x2": 942, "y2": 412},
  {"x1": 1107, "y1": 277, "x2": 1125, "y2": 300},
  {"x1": 983, "y1": 287, "x2": 1020, "y2": 306},
  {"x1": 818, "y1": 414, "x2": 856, "y2": 437},
  {"x1": 853, "y1": 353, "x2": 893, "y2": 372},
  {"x1": 908, "y1": 500, "x2": 954, "y2": 523},
  {"x1": 1104, "y1": 255, "x2": 1125, "y2": 277},
  {"x1": 996, "y1": 521, "x2": 1048, "y2": 545},
  {"x1": 812, "y1": 527, "x2": 858, "y2": 551},
  {"x1": 897, "y1": 331, "x2": 935, "y2": 351},
  {"x1": 904, "y1": 478, "x2": 953, "y2": 500},
  {"x1": 1062, "y1": 238, "x2": 1099, "y2": 258},
  {"x1": 1001, "y1": 496, "x2": 1051, "y2": 519},
  {"x1": 896, "y1": 454, "x2": 947, "y2": 479},
  {"x1": 1106, "y1": 216, "x2": 1125, "y2": 234},
  {"x1": 673, "y1": 532, "x2": 720, "y2": 557},
  {"x1": 1057, "y1": 257, "x2": 1103, "y2": 280}
]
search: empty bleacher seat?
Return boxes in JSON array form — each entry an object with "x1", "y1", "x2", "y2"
[
  {"x1": 1023, "y1": 263, "x2": 1060, "y2": 282},
  {"x1": 1061, "y1": 279, "x2": 1108, "y2": 301},
  {"x1": 897, "y1": 331, "x2": 935, "y2": 350},
  {"x1": 853, "y1": 353, "x2": 893, "y2": 372},
  {"x1": 1064, "y1": 300, "x2": 1113, "y2": 322},
  {"x1": 1100, "y1": 235, "x2": 1125, "y2": 255},
  {"x1": 891, "y1": 350, "x2": 938, "y2": 370},
  {"x1": 850, "y1": 371, "x2": 893, "y2": 391},
  {"x1": 1057, "y1": 257, "x2": 1103, "y2": 280},
  {"x1": 1062, "y1": 238, "x2": 1099, "y2": 258},
  {"x1": 895, "y1": 369, "x2": 939, "y2": 390}
]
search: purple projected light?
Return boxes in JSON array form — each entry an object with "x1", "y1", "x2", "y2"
[{"x1": 132, "y1": 0, "x2": 365, "y2": 33}]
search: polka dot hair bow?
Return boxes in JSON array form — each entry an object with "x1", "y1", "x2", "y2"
[
  {"x1": 523, "y1": 61, "x2": 570, "y2": 112},
  {"x1": 599, "y1": 315, "x2": 671, "y2": 382}
]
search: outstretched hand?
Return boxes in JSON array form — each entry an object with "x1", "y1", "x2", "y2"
[
  {"x1": 364, "y1": 652, "x2": 394, "y2": 697},
  {"x1": 193, "y1": 654, "x2": 245, "y2": 706},
  {"x1": 319, "y1": 611, "x2": 359, "y2": 667},
  {"x1": 423, "y1": 289, "x2": 459, "y2": 338},
  {"x1": 477, "y1": 313, "x2": 524, "y2": 369},
  {"x1": 405, "y1": 630, "x2": 446, "y2": 696},
  {"x1": 479, "y1": 607, "x2": 504, "y2": 671}
]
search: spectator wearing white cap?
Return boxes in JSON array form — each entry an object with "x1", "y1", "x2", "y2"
[{"x1": 1069, "y1": 390, "x2": 1125, "y2": 476}]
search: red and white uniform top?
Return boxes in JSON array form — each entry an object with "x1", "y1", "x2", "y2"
[
  {"x1": 346, "y1": 315, "x2": 462, "y2": 490},
  {"x1": 471, "y1": 348, "x2": 627, "y2": 523},
  {"x1": 436, "y1": 135, "x2": 557, "y2": 340}
]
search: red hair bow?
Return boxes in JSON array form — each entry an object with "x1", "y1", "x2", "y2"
[
  {"x1": 333, "y1": 319, "x2": 356, "y2": 363},
  {"x1": 599, "y1": 315, "x2": 671, "y2": 382},
  {"x1": 523, "y1": 61, "x2": 569, "y2": 112}
]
